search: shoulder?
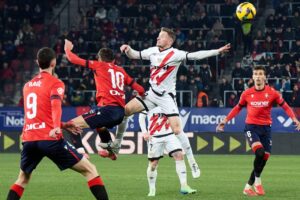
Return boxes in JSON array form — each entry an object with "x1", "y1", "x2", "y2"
[
  {"x1": 50, "y1": 76, "x2": 65, "y2": 87},
  {"x1": 142, "y1": 46, "x2": 159, "y2": 53}
]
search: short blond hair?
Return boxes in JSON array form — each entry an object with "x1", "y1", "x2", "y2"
[{"x1": 161, "y1": 27, "x2": 176, "y2": 42}]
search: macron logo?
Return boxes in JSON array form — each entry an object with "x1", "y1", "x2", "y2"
[
  {"x1": 179, "y1": 109, "x2": 191, "y2": 129},
  {"x1": 277, "y1": 116, "x2": 293, "y2": 127}
]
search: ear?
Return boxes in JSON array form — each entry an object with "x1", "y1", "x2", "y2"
[{"x1": 36, "y1": 59, "x2": 39, "y2": 66}]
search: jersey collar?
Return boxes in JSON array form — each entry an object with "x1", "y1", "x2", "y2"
[{"x1": 158, "y1": 46, "x2": 172, "y2": 52}]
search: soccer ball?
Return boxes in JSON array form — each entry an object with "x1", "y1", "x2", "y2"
[{"x1": 236, "y1": 2, "x2": 256, "y2": 21}]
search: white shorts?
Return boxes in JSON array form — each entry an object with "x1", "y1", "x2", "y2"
[
  {"x1": 136, "y1": 89, "x2": 179, "y2": 116},
  {"x1": 147, "y1": 133, "x2": 182, "y2": 160}
]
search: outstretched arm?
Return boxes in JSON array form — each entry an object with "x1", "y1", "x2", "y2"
[
  {"x1": 138, "y1": 112, "x2": 150, "y2": 141},
  {"x1": 120, "y1": 44, "x2": 140, "y2": 59},
  {"x1": 281, "y1": 102, "x2": 300, "y2": 131},
  {"x1": 64, "y1": 39, "x2": 86, "y2": 66},
  {"x1": 187, "y1": 43, "x2": 231, "y2": 60}
]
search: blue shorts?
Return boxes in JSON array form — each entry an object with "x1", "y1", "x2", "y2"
[
  {"x1": 21, "y1": 139, "x2": 83, "y2": 174},
  {"x1": 82, "y1": 105, "x2": 125, "y2": 129},
  {"x1": 244, "y1": 124, "x2": 272, "y2": 153}
]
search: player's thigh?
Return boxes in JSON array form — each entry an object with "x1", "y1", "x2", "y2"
[
  {"x1": 259, "y1": 126, "x2": 272, "y2": 153},
  {"x1": 164, "y1": 135, "x2": 183, "y2": 158},
  {"x1": 126, "y1": 93, "x2": 156, "y2": 116},
  {"x1": 244, "y1": 125, "x2": 262, "y2": 151},
  {"x1": 20, "y1": 141, "x2": 44, "y2": 174},
  {"x1": 42, "y1": 140, "x2": 83, "y2": 171},
  {"x1": 70, "y1": 115, "x2": 90, "y2": 129},
  {"x1": 148, "y1": 137, "x2": 164, "y2": 160},
  {"x1": 82, "y1": 106, "x2": 124, "y2": 129},
  {"x1": 168, "y1": 116, "x2": 182, "y2": 134}
]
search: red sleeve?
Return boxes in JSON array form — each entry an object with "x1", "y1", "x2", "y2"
[
  {"x1": 281, "y1": 102, "x2": 296, "y2": 119},
  {"x1": 65, "y1": 49, "x2": 86, "y2": 66},
  {"x1": 50, "y1": 81, "x2": 65, "y2": 128},
  {"x1": 225, "y1": 91, "x2": 246, "y2": 121},
  {"x1": 124, "y1": 71, "x2": 145, "y2": 96},
  {"x1": 226, "y1": 104, "x2": 243, "y2": 121},
  {"x1": 274, "y1": 90, "x2": 285, "y2": 105}
]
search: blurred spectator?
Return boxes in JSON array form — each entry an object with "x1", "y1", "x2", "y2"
[
  {"x1": 227, "y1": 93, "x2": 238, "y2": 108},
  {"x1": 219, "y1": 78, "x2": 232, "y2": 103},
  {"x1": 291, "y1": 85, "x2": 300, "y2": 107},
  {"x1": 232, "y1": 62, "x2": 244, "y2": 78},
  {"x1": 197, "y1": 90, "x2": 208, "y2": 107}
]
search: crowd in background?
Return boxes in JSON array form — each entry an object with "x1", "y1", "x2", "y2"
[{"x1": 1, "y1": 0, "x2": 300, "y2": 107}]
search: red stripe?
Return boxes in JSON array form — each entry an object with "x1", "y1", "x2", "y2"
[
  {"x1": 88, "y1": 176, "x2": 104, "y2": 187},
  {"x1": 252, "y1": 144, "x2": 263, "y2": 153},
  {"x1": 155, "y1": 66, "x2": 176, "y2": 85},
  {"x1": 68, "y1": 149, "x2": 80, "y2": 161},
  {"x1": 149, "y1": 115, "x2": 168, "y2": 135},
  {"x1": 263, "y1": 152, "x2": 270, "y2": 160},
  {"x1": 149, "y1": 115, "x2": 159, "y2": 135},
  {"x1": 11, "y1": 184, "x2": 24, "y2": 197},
  {"x1": 150, "y1": 51, "x2": 175, "y2": 81},
  {"x1": 83, "y1": 113, "x2": 96, "y2": 120}
]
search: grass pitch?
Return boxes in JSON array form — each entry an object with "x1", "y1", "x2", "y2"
[{"x1": 1, "y1": 154, "x2": 300, "y2": 200}]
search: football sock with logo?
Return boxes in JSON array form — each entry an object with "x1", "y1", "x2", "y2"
[
  {"x1": 97, "y1": 127, "x2": 112, "y2": 143},
  {"x1": 254, "y1": 148, "x2": 265, "y2": 178},
  {"x1": 147, "y1": 164, "x2": 157, "y2": 190},
  {"x1": 115, "y1": 116, "x2": 128, "y2": 145},
  {"x1": 88, "y1": 176, "x2": 109, "y2": 200},
  {"x1": 7, "y1": 184, "x2": 24, "y2": 200},
  {"x1": 175, "y1": 160, "x2": 187, "y2": 187}
]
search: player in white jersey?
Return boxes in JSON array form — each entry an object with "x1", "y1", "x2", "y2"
[
  {"x1": 139, "y1": 107, "x2": 196, "y2": 196},
  {"x1": 101, "y1": 27, "x2": 230, "y2": 178}
]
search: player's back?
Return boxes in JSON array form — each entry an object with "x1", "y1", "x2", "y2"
[
  {"x1": 88, "y1": 61, "x2": 131, "y2": 107},
  {"x1": 22, "y1": 71, "x2": 65, "y2": 142}
]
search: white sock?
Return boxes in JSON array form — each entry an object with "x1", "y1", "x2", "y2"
[
  {"x1": 255, "y1": 177, "x2": 261, "y2": 185},
  {"x1": 115, "y1": 116, "x2": 128, "y2": 145},
  {"x1": 147, "y1": 165, "x2": 157, "y2": 190},
  {"x1": 244, "y1": 183, "x2": 252, "y2": 190},
  {"x1": 176, "y1": 132, "x2": 195, "y2": 163},
  {"x1": 175, "y1": 160, "x2": 187, "y2": 187}
]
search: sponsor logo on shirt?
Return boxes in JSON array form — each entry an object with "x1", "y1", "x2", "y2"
[
  {"x1": 250, "y1": 101, "x2": 269, "y2": 107},
  {"x1": 25, "y1": 122, "x2": 46, "y2": 131}
]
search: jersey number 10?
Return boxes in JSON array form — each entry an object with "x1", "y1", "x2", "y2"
[{"x1": 108, "y1": 69, "x2": 125, "y2": 91}]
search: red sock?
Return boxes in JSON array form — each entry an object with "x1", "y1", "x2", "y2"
[
  {"x1": 11, "y1": 184, "x2": 24, "y2": 197},
  {"x1": 88, "y1": 176, "x2": 104, "y2": 187}
]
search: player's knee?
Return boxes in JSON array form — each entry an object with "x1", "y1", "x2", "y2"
[
  {"x1": 263, "y1": 152, "x2": 270, "y2": 161},
  {"x1": 16, "y1": 173, "x2": 31, "y2": 187},
  {"x1": 172, "y1": 151, "x2": 183, "y2": 160},
  {"x1": 255, "y1": 147, "x2": 265, "y2": 159},
  {"x1": 150, "y1": 161, "x2": 158, "y2": 170}
]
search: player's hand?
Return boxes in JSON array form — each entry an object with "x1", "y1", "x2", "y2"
[
  {"x1": 216, "y1": 121, "x2": 225, "y2": 133},
  {"x1": 61, "y1": 121, "x2": 82, "y2": 135},
  {"x1": 294, "y1": 119, "x2": 300, "y2": 131},
  {"x1": 49, "y1": 127, "x2": 62, "y2": 139},
  {"x1": 218, "y1": 43, "x2": 231, "y2": 54},
  {"x1": 120, "y1": 44, "x2": 130, "y2": 53},
  {"x1": 64, "y1": 39, "x2": 74, "y2": 51},
  {"x1": 143, "y1": 132, "x2": 151, "y2": 141}
]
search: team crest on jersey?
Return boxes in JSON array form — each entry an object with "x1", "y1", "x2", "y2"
[
  {"x1": 251, "y1": 94, "x2": 254, "y2": 98},
  {"x1": 57, "y1": 87, "x2": 64, "y2": 95},
  {"x1": 265, "y1": 93, "x2": 269, "y2": 98}
]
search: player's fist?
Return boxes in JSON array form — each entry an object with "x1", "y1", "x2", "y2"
[
  {"x1": 49, "y1": 127, "x2": 62, "y2": 139},
  {"x1": 294, "y1": 119, "x2": 300, "y2": 131},
  {"x1": 64, "y1": 39, "x2": 74, "y2": 51},
  {"x1": 218, "y1": 43, "x2": 231, "y2": 54},
  {"x1": 143, "y1": 132, "x2": 150, "y2": 141},
  {"x1": 120, "y1": 44, "x2": 130, "y2": 53},
  {"x1": 216, "y1": 121, "x2": 225, "y2": 133}
]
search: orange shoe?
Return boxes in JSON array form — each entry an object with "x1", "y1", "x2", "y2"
[
  {"x1": 98, "y1": 150, "x2": 117, "y2": 160},
  {"x1": 254, "y1": 184, "x2": 265, "y2": 196},
  {"x1": 243, "y1": 188, "x2": 257, "y2": 196}
]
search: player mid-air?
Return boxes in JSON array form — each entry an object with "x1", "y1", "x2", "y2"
[
  {"x1": 6, "y1": 47, "x2": 108, "y2": 200},
  {"x1": 101, "y1": 27, "x2": 231, "y2": 178},
  {"x1": 216, "y1": 66, "x2": 300, "y2": 196},
  {"x1": 139, "y1": 107, "x2": 196, "y2": 196},
  {"x1": 63, "y1": 39, "x2": 145, "y2": 159}
]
